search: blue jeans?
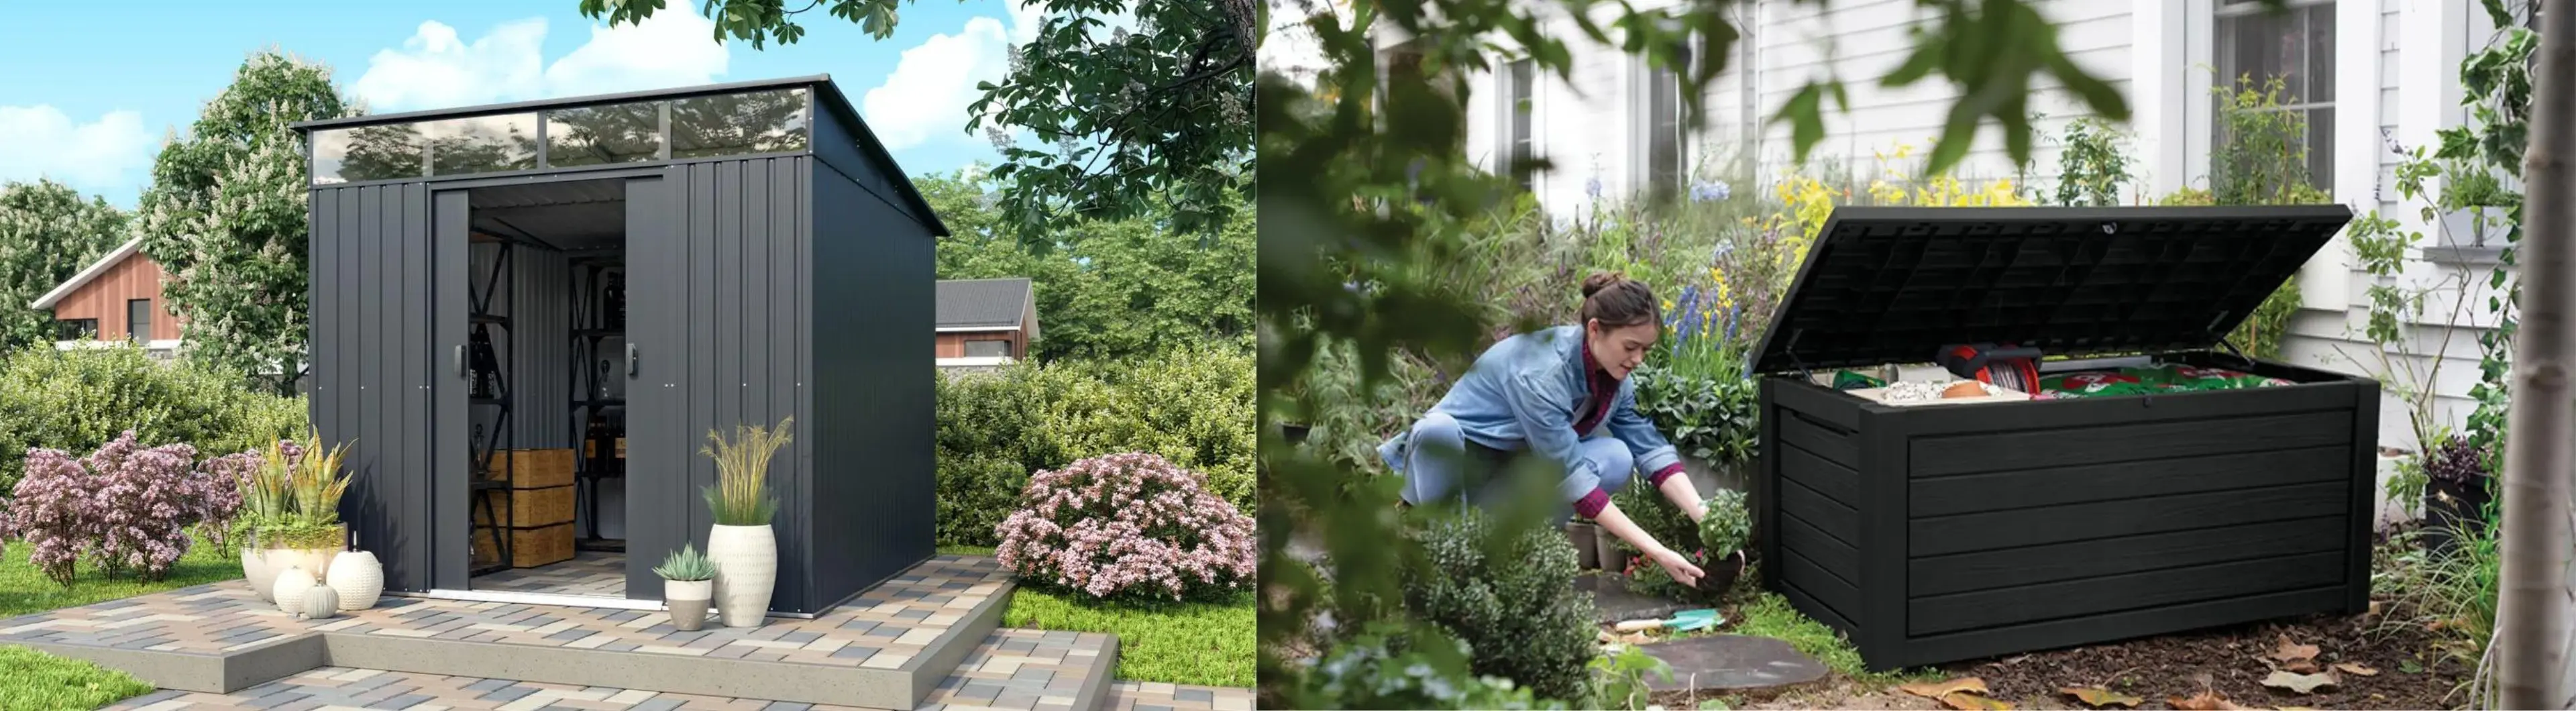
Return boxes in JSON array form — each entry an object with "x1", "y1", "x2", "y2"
[{"x1": 1396, "y1": 412, "x2": 1635, "y2": 523}]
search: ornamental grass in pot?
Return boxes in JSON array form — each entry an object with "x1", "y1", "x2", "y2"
[
  {"x1": 654, "y1": 543, "x2": 718, "y2": 632},
  {"x1": 702, "y1": 417, "x2": 792, "y2": 628},
  {"x1": 233, "y1": 435, "x2": 354, "y2": 600}
]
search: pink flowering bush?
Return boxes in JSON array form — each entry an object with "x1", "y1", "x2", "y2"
[
  {"x1": 85, "y1": 432, "x2": 206, "y2": 580},
  {"x1": 197, "y1": 449, "x2": 260, "y2": 550},
  {"x1": 5, "y1": 447, "x2": 98, "y2": 586},
  {"x1": 994, "y1": 452, "x2": 1254, "y2": 602},
  {"x1": 0, "y1": 431, "x2": 243, "y2": 586}
]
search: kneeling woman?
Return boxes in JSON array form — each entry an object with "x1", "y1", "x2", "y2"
[{"x1": 1379, "y1": 272, "x2": 1730, "y2": 588}]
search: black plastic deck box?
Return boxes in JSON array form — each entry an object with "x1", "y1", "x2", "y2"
[{"x1": 1747, "y1": 205, "x2": 2377, "y2": 671}]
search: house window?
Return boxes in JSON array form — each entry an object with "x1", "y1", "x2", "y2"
[
  {"x1": 1504, "y1": 58, "x2": 1536, "y2": 192},
  {"x1": 2212, "y1": 0, "x2": 2335, "y2": 194},
  {"x1": 127, "y1": 299, "x2": 152, "y2": 342},
  {"x1": 56, "y1": 319, "x2": 97, "y2": 341},
  {"x1": 963, "y1": 339, "x2": 1010, "y2": 358},
  {"x1": 1645, "y1": 45, "x2": 1688, "y2": 201}
]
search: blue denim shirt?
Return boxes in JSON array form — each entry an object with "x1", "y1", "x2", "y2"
[{"x1": 1379, "y1": 325, "x2": 1683, "y2": 506}]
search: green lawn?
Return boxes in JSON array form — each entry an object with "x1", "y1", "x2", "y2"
[
  {"x1": 0, "y1": 644, "x2": 156, "y2": 710},
  {"x1": 940, "y1": 545, "x2": 1254, "y2": 688},
  {"x1": 2, "y1": 534, "x2": 244, "y2": 618},
  {"x1": 1, "y1": 533, "x2": 241, "y2": 708}
]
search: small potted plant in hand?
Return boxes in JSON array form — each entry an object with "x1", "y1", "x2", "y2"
[
  {"x1": 653, "y1": 543, "x2": 718, "y2": 632},
  {"x1": 1695, "y1": 488, "x2": 1754, "y2": 594}
]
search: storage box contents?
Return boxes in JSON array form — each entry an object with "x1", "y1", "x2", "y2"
[
  {"x1": 2034, "y1": 363, "x2": 2296, "y2": 400},
  {"x1": 1748, "y1": 205, "x2": 2376, "y2": 671}
]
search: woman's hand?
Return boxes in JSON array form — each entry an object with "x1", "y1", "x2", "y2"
[{"x1": 1646, "y1": 545, "x2": 1705, "y2": 587}]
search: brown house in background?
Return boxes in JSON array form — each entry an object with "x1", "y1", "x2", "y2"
[
  {"x1": 33, "y1": 237, "x2": 183, "y2": 356},
  {"x1": 936, "y1": 278, "x2": 1037, "y2": 368}
]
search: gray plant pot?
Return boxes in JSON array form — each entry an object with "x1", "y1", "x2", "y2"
[
  {"x1": 1565, "y1": 522, "x2": 1601, "y2": 569},
  {"x1": 669, "y1": 598, "x2": 710, "y2": 631},
  {"x1": 1597, "y1": 530, "x2": 1631, "y2": 573},
  {"x1": 665, "y1": 578, "x2": 712, "y2": 632}
]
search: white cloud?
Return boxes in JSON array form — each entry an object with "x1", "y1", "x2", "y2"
[
  {"x1": 861, "y1": 2, "x2": 1075, "y2": 152},
  {"x1": 351, "y1": 7, "x2": 728, "y2": 113},
  {"x1": 0, "y1": 105, "x2": 156, "y2": 194},
  {"x1": 860, "y1": 16, "x2": 1020, "y2": 151}
]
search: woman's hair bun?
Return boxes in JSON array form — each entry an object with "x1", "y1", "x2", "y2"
[{"x1": 1580, "y1": 271, "x2": 1627, "y2": 298}]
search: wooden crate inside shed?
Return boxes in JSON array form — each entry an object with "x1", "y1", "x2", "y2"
[
  {"x1": 480, "y1": 449, "x2": 574, "y2": 489},
  {"x1": 475, "y1": 486, "x2": 575, "y2": 529},
  {"x1": 472, "y1": 523, "x2": 576, "y2": 569}
]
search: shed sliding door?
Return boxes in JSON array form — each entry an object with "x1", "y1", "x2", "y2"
[{"x1": 309, "y1": 183, "x2": 437, "y2": 593}]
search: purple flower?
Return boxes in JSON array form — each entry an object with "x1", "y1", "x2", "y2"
[
  {"x1": 1691, "y1": 180, "x2": 1731, "y2": 203},
  {"x1": 1586, "y1": 176, "x2": 1604, "y2": 200}
]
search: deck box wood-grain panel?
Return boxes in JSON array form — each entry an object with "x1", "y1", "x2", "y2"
[{"x1": 1748, "y1": 206, "x2": 2376, "y2": 671}]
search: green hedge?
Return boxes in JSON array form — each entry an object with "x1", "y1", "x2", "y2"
[
  {"x1": 0, "y1": 343, "x2": 307, "y2": 494},
  {"x1": 935, "y1": 344, "x2": 1253, "y2": 547}
]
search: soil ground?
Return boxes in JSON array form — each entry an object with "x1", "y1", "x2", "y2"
[{"x1": 1630, "y1": 608, "x2": 2470, "y2": 710}]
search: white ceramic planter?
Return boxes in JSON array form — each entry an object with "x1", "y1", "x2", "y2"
[
  {"x1": 665, "y1": 579, "x2": 713, "y2": 632},
  {"x1": 241, "y1": 547, "x2": 277, "y2": 602},
  {"x1": 327, "y1": 550, "x2": 384, "y2": 610},
  {"x1": 706, "y1": 524, "x2": 777, "y2": 627}
]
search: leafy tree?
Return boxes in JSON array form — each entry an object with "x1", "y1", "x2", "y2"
[
  {"x1": 0, "y1": 180, "x2": 127, "y2": 351},
  {"x1": 922, "y1": 168, "x2": 1251, "y2": 361},
  {"x1": 135, "y1": 50, "x2": 356, "y2": 392},
  {"x1": 574, "y1": 0, "x2": 1254, "y2": 237}
]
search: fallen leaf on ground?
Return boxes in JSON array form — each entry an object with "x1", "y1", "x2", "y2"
[
  {"x1": 1898, "y1": 678, "x2": 1990, "y2": 700},
  {"x1": 2270, "y1": 635, "x2": 2320, "y2": 665},
  {"x1": 1941, "y1": 692, "x2": 2013, "y2": 710},
  {"x1": 1619, "y1": 631, "x2": 1654, "y2": 645},
  {"x1": 2260, "y1": 670, "x2": 2339, "y2": 694},
  {"x1": 2400, "y1": 659, "x2": 2426, "y2": 673},
  {"x1": 2282, "y1": 659, "x2": 2318, "y2": 673},
  {"x1": 2058, "y1": 686, "x2": 2143, "y2": 708},
  {"x1": 2169, "y1": 691, "x2": 2241, "y2": 710},
  {"x1": 2334, "y1": 662, "x2": 2379, "y2": 676},
  {"x1": 2277, "y1": 707, "x2": 2317, "y2": 710}
]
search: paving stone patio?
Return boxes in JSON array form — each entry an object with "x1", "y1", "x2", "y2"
[
  {"x1": 97, "y1": 628, "x2": 1248, "y2": 711},
  {"x1": 470, "y1": 551, "x2": 629, "y2": 599},
  {"x1": 0, "y1": 555, "x2": 1006, "y2": 671}
]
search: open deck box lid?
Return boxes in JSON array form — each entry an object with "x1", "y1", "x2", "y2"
[{"x1": 1747, "y1": 205, "x2": 2356, "y2": 376}]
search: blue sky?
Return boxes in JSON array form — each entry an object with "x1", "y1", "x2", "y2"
[{"x1": 0, "y1": 0, "x2": 1040, "y2": 208}]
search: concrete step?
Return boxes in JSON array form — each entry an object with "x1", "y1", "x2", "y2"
[{"x1": 5, "y1": 556, "x2": 1015, "y2": 709}]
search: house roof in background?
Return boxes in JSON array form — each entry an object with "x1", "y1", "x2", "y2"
[
  {"x1": 32, "y1": 237, "x2": 146, "y2": 309},
  {"x1": 936, "y1": 278, "x2": 1034, "y2": 332}
]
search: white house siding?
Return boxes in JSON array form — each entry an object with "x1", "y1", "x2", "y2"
[{"x1": 1403, "y1": 0, "x2": 2522, "y2": 453}]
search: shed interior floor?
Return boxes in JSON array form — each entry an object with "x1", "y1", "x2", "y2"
[{"x1": 469, "y1": 551, "x2": 628, "y2": 598}]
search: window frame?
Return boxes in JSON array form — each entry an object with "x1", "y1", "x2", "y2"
[
  {"x1": 126, "y1": 298, "x2": 152, "y2": 343},
  {"x1": 57, "y1": 319, "x2": 98, "y2": 341},
  {"x1": 962, "y1": 339, "x2": 1012, "y2": 359},
  {"x1": 1640, "y1": 37, "x2": 1693, "y2": 203},
  {"x1": 2208, "y1": 0, "x2": 2338, "y2": 195},
  {"x1": 1503, "y1": 57, "x2": 1538, "y2": 193}
]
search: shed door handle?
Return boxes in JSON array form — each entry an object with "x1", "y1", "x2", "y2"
[
  {"x1": 627, "y1": 343, "x2": 639, "y2": 378},
  {"x1": 454, "y1": 345, "x2": 466, "y2": 378}
]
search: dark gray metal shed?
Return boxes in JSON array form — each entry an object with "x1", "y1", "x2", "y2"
[{"x1": 290, "y1": 75, "x2": 949, "y2": 616}]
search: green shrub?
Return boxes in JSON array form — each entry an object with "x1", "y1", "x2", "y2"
[
  {"x1": 933, "y1": 343, "x2": 1253, "y2": 547},
  {"x1": 1400, "y1": 508, "x2": 1599, "y2": 702},
  {"x1": 0, "y1": 343, "x2": 307, "y2": 494}
]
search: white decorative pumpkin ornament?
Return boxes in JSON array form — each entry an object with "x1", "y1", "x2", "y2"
[
  {"x1": 301, "y1": 586, "x2": 341, "y2": 620},
  {"x1": 326, "y1": 551, "x2": 384, "y2": 610},
  {"x1": 272, "y1": 567, "x2": 318, "y2": 615}
]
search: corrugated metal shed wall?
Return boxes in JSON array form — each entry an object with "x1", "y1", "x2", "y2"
[
  {"x1": 311, "y1": 182, "x2": 436, "y2": 592},
  {"x1": 808, "y1": 156, "x2": 936, "y2": 604}
]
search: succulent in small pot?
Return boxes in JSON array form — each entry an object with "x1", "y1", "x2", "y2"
[{"x1": 654, "y1": 543, "x2": 720, "y2": 632}]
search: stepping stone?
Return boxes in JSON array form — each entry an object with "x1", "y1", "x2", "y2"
[
  {"x1": 1574, "y1": 572, "x2": 1695, "y2": 624},
  {"x1": 1637, "y1": 635, "x2": 1828, "y2": 692}
]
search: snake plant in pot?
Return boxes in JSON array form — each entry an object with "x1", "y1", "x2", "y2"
[
  {"x1": 654, "y1": 543, "x2": 719, "y2": 631},
  {"x1": 702, "y1": 417, "x2": 792, "y2": 627}
]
